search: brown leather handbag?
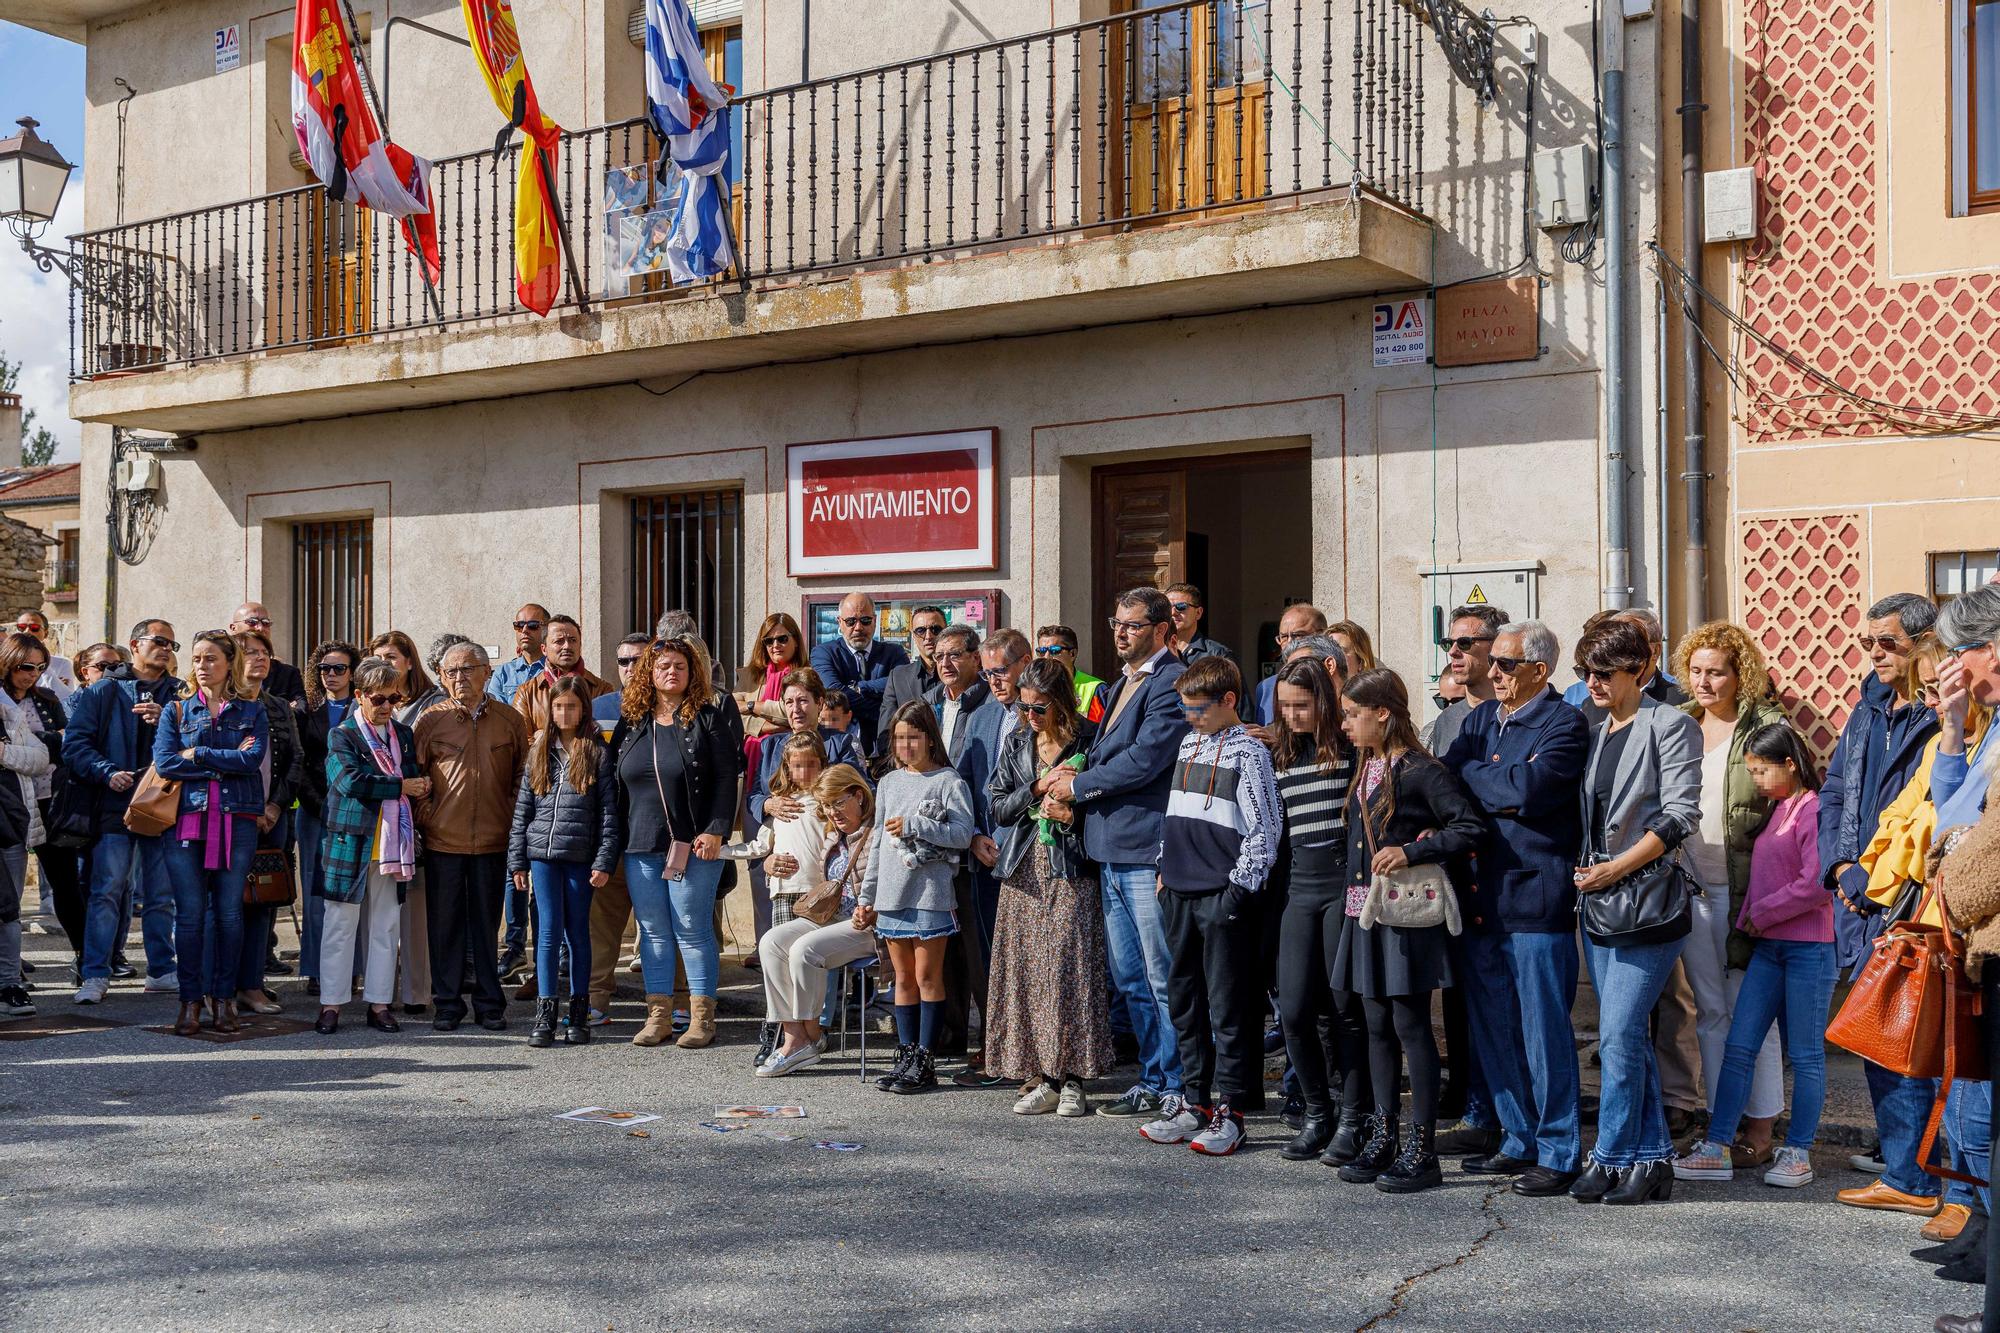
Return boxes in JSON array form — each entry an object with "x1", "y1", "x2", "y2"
[
  {"x1": 121, "y1": 701, "x2": 184, "y2": 837},
  {"x1": 243, "y1": 847, "x2": 297, "y2": 906},
  {"x1": 1827, "y1": 880, "x2": 1986, "y2": 1081}
]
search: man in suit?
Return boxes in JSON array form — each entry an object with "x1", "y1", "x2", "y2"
[
  {"x1": 809, "y1": 593, "x2": 909, "y2": 756},
  {"x1": 1440, "y1": 621, "x2": 1590, "y2": 1198},
  {"x1": 876, "y1": 604, "x2": 946, "y2": 755},
  {"x1": 229, "y1": 601, "x2": 306, "y2": 708},
  {"x1": 1045, "y1": 587, "x2": 1190, "y2": 1119}
]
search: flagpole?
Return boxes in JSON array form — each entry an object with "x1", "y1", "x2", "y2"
[
  {"x1": 338, "y1": 0, "x2": 446, "y2": 324},
  {"x1": 534, "y1": 142, "x2": 592, "y2": 315}
]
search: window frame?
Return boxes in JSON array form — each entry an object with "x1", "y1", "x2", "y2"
[{"x1": 1954, "y1": 0, "x2": 2000, "y2": 214}]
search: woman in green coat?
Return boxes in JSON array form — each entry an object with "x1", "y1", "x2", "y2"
[{"x1": 1673, "y1": 621, "x2": 1791, "y2": 1165}]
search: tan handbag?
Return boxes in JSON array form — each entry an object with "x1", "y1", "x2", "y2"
[
  {"x1": 794, "y1": 831, "x2": 868, "y2": 926},
  {"x1": 121, "y1": 701, "x2": 183, "y2": 837}
]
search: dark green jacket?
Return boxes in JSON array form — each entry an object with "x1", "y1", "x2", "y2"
[{"x1": 1681, "y1": 697, "x2": 1791, "y2": 968}]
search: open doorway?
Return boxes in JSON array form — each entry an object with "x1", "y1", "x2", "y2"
[{"x1": 1091, "y1": 447, "x2": 1313, "y2": 688}]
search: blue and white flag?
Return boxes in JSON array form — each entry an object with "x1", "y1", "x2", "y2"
[{"x1": 644, "y1": 0, "x2": 734, "y2": 283}]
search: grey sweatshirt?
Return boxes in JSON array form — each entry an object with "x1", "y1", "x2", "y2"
[{"x1": 859, "y1": 765, "x2": 977, "y2": 913}]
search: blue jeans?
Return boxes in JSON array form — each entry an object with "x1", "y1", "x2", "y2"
[
  {"x1": 1706, "y1": 938, "x2": 1837, "y2": 1150},
  {"x1": 504, "y1": 873, "x2": 529, "y2": 955},
  {"x1": 1947, "y1": 1080, "x2": 1993, "y2": 1211},
  {"x1": 1583, "y1": 932, "x2": 1686, "y2": 1168},
  {"x1": 1461, "y1": 929, "x2": 1583, "y2": 1171},
  {"x1": 297, "y1": 806, "x2": 327, "y2": 979},
  {"x1": 165, "y1": 830, "x2": 255, "y2": 1003},
  {"x1": 1865, "y1": 1061, "x2": 1943, "y2": 1196},
  {"x1": 530, "y1": 859, "x2": 595, "y2": 1000},
  {"x1": 625, "y1": 852, "x2": 723, "y2": 998},
  {"x1": 82, "y1": 831, "x2": 174, "y2": 981},
  {"x1": 1100, "y1": 863, "x2": 1183, "y2": 1096}
]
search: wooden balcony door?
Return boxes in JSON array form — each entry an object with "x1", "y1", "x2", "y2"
[
  {"x1": 1122, "y1": 0, "x2": 1269, "y2": 218},
  {"x1": 305, "y1": 194, "x2": 374, "y2": 342}
]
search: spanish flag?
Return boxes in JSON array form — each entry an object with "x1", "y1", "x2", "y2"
[{"x1": 459, "y1": 0, "x2": 563, "y2": 315}]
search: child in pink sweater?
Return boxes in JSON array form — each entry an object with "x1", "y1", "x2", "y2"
[{"x1": 1675, "y1": 723, "x2": 1833, "y2": 1189}]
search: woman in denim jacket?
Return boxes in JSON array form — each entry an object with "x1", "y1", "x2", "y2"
[{"x1": 154, "y1": 630, "x2": 269, "y2": 1036}]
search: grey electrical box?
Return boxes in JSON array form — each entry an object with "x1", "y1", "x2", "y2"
[
  {"x1": 1533, "y1": 144, "x2": 1594, "y2": 229},
  {"x1": 1704, "y1": 166, "x2": 1758, "y2": 242}
]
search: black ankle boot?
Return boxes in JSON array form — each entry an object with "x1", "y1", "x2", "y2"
[
  {"x1": 1376, "y1": 1122, "x2": 1443, "y2": 1194},
  {"x1": 876, "y1": 1043, "x2": 915, "y2": 1091},
  {"x1": 565, "y1": 996, "x2": 591, "y2": 1044},
  {"x1": 1569, "y1": 1159, "x2": 1622, "y2": 1202},
  {"x1": 1321, "y1": 1109, "x2": 1370, "y2": 1167},
  {"x1": 1604, "y1": 1159, "x2": 1674, "y2": 1205},
  {"x1": 528, "y1": 998, "x2": 557, "y2": 1048},
  {"x1": 1282, "y1": 1111, "x2": 1336, "y2": 1161},
  {"x1": 754, "y1": 1021, "x2": 780, "y2": 1069},
  {"x1": 1337, "y1": 1114, "x2": 1400, "y2": 1183},
  {"x1": 890, "y1": 1046, "x2": 938, "y2": 1094}
]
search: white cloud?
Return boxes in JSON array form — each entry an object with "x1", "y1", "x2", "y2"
[{"x1": 0, "y1": 171, "x2": 86, "y2": 463}]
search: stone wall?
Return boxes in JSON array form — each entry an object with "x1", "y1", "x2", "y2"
[{"x1": 0, "y1": 516, "x2": 54, "y2": 620}]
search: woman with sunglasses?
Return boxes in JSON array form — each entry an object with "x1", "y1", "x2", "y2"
[
  {"x1": 0, "y1": 633, "x2": 53, "y2": 1016},
  {"x1": 298, "y1": 640, "x2": 360, "y2": 997},
  {"x1": 74, "y1": 643, "x2": 125, "y2": 689},
  {"x1": 734, "y1": 613, "x2": 805, "y2": 759},
  {"x1": 1665, "y1": 620, "x2": 1793, "y2": 1172},
  {"x1": 369, "y1": 629, "x2": 441, "y2": 1012},
  {"x1": 610, "y1": 635, "x2": 741, "y2": 1049},
  {"x1": 0, "y1": 633, "x2": 84, "y2": 982},
  {"x1": 155, "y1": 630, "x2": 269, "y2": 1036},
  {"x1": 1569, "y1": 617, "x2": 1704, "y2": 1205},
  {"x1": 982, "y1": 658, "x2": 1109, "y2": 1117},
  {"x1": 314, "y1": 657, "x2": 429, "y2": 1035},
  {"x1": 229, "y1": 630, "x2": 303, "y2": 1017}
]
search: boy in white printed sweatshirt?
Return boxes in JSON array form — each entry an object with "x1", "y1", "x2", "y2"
[{"x1": 1139, "y1": 654, "x2": 1281, "y2": 1157}]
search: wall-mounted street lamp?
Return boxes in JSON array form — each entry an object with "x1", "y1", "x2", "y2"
[{"x1": 0, "y1": 115, "x2": 153, "y2": 315}]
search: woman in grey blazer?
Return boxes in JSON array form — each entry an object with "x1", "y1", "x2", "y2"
[{"x1": 1569, "y1": 618, "x2": 1703, "y2": 1206}]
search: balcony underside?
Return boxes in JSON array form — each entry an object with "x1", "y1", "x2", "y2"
[{"x1": 69, "y1": 195, "x2": 1432, "y2": 436}]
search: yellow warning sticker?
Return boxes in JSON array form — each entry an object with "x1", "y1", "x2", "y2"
[{"x1": 1463, "y1": 583, "x2": 1488, "y2": 605}]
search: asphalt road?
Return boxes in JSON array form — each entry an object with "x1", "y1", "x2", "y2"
[{"x1": 0, "y1": 933, "x2": 1969, "y2": 1332}]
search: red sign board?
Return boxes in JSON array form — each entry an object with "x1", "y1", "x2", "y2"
[{"x1": 787, "y1": 429, "x2": 998, "y2": 577}]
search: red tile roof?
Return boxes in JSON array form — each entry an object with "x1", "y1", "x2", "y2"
[{"x1": 0, "y1": 464, "x2": 80, "y2": 503}]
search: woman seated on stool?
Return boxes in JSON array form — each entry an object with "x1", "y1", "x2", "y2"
[{"x1": 752, "y1": 764, "x2": 878, "y2": 1077}]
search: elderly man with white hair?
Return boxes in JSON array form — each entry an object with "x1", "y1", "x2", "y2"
[{"x1": 1439, "y1": 619, "x2": 1593, "y2": 1197}]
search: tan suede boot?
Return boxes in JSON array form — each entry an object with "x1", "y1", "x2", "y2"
[
  {"x1": 633, "y1": 994, "x2": 675, "y2": 1047},
  {"x1": 676, "y1": 995, "x2": 717, "y2": 1048}
]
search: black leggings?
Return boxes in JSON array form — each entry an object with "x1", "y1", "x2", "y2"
[
  {"x1": 1362, "y1": 991, "x2": 1440, "y2": 1131},
  {"x1": 33, "y1": 840, "x2": 86, "y2": 953},
  {"x1": 1278, "y1": 887, "x2": 1369, "y2": 1117}
]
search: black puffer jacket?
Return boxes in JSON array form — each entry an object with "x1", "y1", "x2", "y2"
[{"x1": 508, "y1": 742, "x2": 620, "y2": 876}]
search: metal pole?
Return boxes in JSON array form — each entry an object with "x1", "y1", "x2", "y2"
[
  {"x1": 536, "y1": 144, "x2": 591, "y2": 313},
  {"x1": 338, "y1": 0, "x2": 447, "y2": 322},
  {"x1": 1678, "y1": 0, "x2": 1710, "y2": 626},
  {"x1": 1601, "y1": 1, "x2": 1632, "y2": 611}
]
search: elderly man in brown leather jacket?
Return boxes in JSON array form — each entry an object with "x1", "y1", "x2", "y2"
[{"x1": 414, "y1": 642, "x2": 531, "y2": 1032}]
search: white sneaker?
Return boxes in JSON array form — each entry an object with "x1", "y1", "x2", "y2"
[
  {"x1": 1013, "y1": 1081, "x2": 1061, "y2": 1115},
  {"x1": 1056, "y1": 1080, "x2": 1089, "y2": 1118},
  {"x1": 1189, "y1": 1103, "x2": 1245, "y2": 1156},
  {"x1": 73, "y1": 976, "x2": 109, "y2": 1005},
  {"x1": 1139, "y1": 1094, "x2": 1203, "y2": 1144},
  {"x1": 142, "y1": 973, "x2": 178, "y2": 993},
  {"x1": 754, "y1": 1042, "x2": 824, "y2": 1078},
  {"x1": 1673, "y1": 1139, "x2": 1735, "y2": 1182},
  {"x1": 1764, "y1": 1146, "x2": 1815, "y2": 1188}
]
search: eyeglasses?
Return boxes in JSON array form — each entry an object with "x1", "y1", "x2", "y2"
[
  {"x1": 137, "y1": 635, "x2": 180, "y2": 652},
  {"x1": 1575, "y1": 667, "x2": 1622, "y2": 683},
  {"x1": 1439, "y1": 635, "x2": 1495, "y2": 654},
  {"x1": 513, "y1": 619, "x2": 545, "y2": 632},
  {"x1": 1858, "y1": 634, "x2": 1911, "y2": 652},
  {"x1": 238, "y1": 616, "x2": 273, "y2": 630},
  {"x1": 935, "y1": 650, "x2": 969, "y2": 665},
  {"x1": 1169, "y1": 602, "x2": 1197, "y2": 615},
  {"x1": 979, "y1": 666, "x2": 1015, "y2": 683},
  {"x1": 318, "y1": 663, "x2": 351, "y2": 676},
  {"x1": 910, "y1": 625, "x2": 944, "y2": 638},
  {"x1": 762, "y1": 634, "x2": 794, "y2": 647},
  {"x1": 441, "y1": 665, "x2": 483, "y2": 678},
  {"x1": 840, "y1": 616, "x2": 875, "y2": 628},
  {"x1": 1490, "y1": 656, "x2": 1531, "y2": 673},
  {"x1": 1015, "y1": 701, "x2": 1050, "y2": 718},
  {"x1": 1034, "y1": 644, "x2": 1067, "y2": 656},
  {"x1": 363, "y1": 692, "x2": 404, "y2": 707},
  {"x1": 616, "y1": 655, "x2": 642, "y2": 669},
  {"x1": 1108, "y1": 617, "x2": 1162, "y2": 635},
  {"x1": 1948, "y1": 640, "x2": 1992, "y2": 660}
]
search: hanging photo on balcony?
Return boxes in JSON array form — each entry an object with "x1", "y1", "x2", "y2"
[{"x1": 786, "y1": 430, "x2": 998, "y2": 578}]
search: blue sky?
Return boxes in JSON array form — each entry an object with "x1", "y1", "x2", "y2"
[{"x1": 0, "y1": 20, "x2": 85, "y2": 462}]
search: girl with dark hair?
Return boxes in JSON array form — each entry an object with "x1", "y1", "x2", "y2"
[
  {"x1": 1675, "y1": 723, "x2": 1835, "y2": 1189},
  {"x1": 155, "y1": 630, "x2": 269, "y2": 1036},
  {"x1": 984, "y1": 658, "x2": 1110, "y2": 1118},
  {"x1": 858, "y1": 699, "x2": 976, "y2": 1094},
  {"x1": 1269, "y1": 656, "x2": 1368, "y2": 1164},
  {"x1": 509, "y1": 676, "x2": 619, "y2": 1047},
  {"x1": 1329, "y1": 668, "x2": 1484, "y2": 1194}
]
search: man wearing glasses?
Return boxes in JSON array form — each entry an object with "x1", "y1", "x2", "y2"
[
  {"x1": 226, "y1": 602, "x2": 305, "y2": 707},
  {"x1": 1043, "y1": 587, "x2": 1190, "y2": 1120},
  {"x1": 1248, "y1": 604, "x2": 1326, "y2": 727},
  {"x1": 1424, "y1": 604, "x2": 1509, "y2": 755},
  {"x1": 12, "y1": 610, "x2": 76, "y2": 704},
  {"x1": 877, "y1": 605, "x2": 948, "y2": 756},
  {"x1": 64, "y1": 619, "x2": 184, "y2": 1003},
  {"x1": 1165, "y1": 583, "x2": 1233, "y2": 665},
  {"x1": 809, "y1": 593, "x2": 909, "y2": 756},
  {"x1": 1034, "y1": 624, "x2": 1107, "y2": 724},
  {"x1": 485, "y1": 603, "x2": 551, "y2": 707}
]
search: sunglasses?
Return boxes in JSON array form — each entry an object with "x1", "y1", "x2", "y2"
[
  {"x1": 12, "y1": 622, "x2": 42, "y2": 633},
  {"x1": 1015, "y1": 701, "x2": 1050, "y2": 718},
  {"x1": 979, "y1": 667, "x2": 1015, "y2": 682},
  {"x1": 138, "y1": 634, "x2": 181, "y2": 652},
  {"x1": 1490, "y1": 656, "x2": 1531, "y2": 673},
  {"x1": 318, "y1": 663, "x2": 351, "y2": 675},
  {"x1": 910, "y1": 625, "x2": 945, "y2": 638},
  {"x1": 363, "y1": 692, "x2": 404, "y2": 707},
  {"x1": 238, "y1": 616, "x2": 273, "y2": 629},
  {"x1": 840, "y1": 616, "x2": 875, "y2": 628},
  {"x1": 1169, "y1": 603, "x2": 1197, "y2": 615},
  {"x1": 1857, "y1": 634, "x2": 1910, "y2": 652},
  {"x1": 1919, "y1": 682, "x2": 1943, "y2": 706},
  {"x1": 1949, "y1": 640, "x2": 1991, "y2": 659},
  {"x1": 513, "y1": 619, "x2": 545, "y2": 632},
  {"x1": 763, "y1": 634, "x2": 794, "y2": 647},
  {"x1": 1575, "y1": 667, "x2": 1622, "y2": 683},
  {"x1": 1034, "y1": 645, "x2": 1067, "y2": 656},
  {"x1": 1439, "y1": 635, "x2": 1495, "y2": 653},
  {"x1": 616, "y1": 655, "x2": 642, "y2": 668},
  {"x1": 11, "y1": 661, "x2": 44, "y2": 674}
]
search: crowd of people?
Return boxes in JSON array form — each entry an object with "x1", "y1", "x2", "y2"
[{"x1": 10, "y1": 585, "x2": 2000, "y2": 1326}]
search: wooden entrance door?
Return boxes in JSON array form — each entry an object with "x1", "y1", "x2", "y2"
[
  {"x1": 1094, "y1": 468, "x2": 1186, "y2": 676},
  {"x1": 1122, "y1": 0, "x2": 1269, "y2": 218}
]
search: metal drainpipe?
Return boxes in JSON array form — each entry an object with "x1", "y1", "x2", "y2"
[
  {"x1": 1601, "y1": 2, "x2": 1633, "y2": 610},
  {"x1": 1656, "y1": 275, "x2": 1672, "y2": 635},
  {"x1": 1679, "y1": 0, "x2": 1710, "y2": 625}
]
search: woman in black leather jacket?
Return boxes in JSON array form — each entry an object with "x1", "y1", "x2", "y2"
[{"x1": 981, "y1": 659, "x2": 1111, "y2": 1119}]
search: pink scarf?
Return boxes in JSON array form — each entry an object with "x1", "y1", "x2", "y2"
[{"x1": 361, "y1": 718, "x2": 417, "y2": 881}]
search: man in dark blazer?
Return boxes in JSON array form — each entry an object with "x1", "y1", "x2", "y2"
[
  {"x1": 923, "y1": 624, "x2": 1007, "y2": 1062},
  {"x1": 1440, "y1": 621, "x2": 1589, "y2": 1198},
  {"x1": 876, "y1": 603, "x2": 947, "y2": 755},
  {"x1": 1045, "y1": 587, "x2": 1190, "y2": 1119},
  {"x1": 809, "y1": 593, "x2": 909, "y2": 757}
]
